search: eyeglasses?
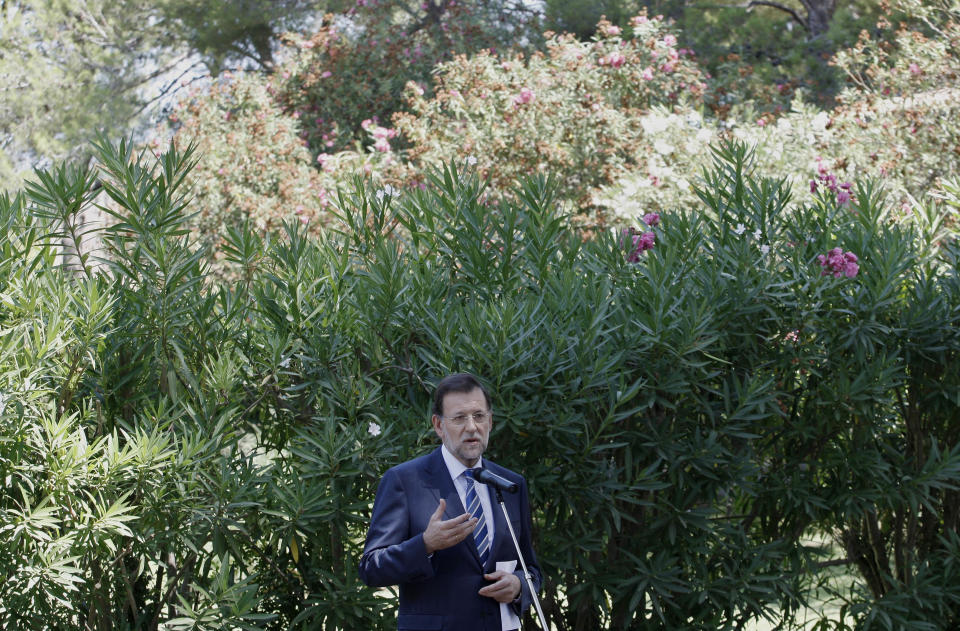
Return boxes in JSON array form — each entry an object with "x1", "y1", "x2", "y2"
[{"x1": 442, "y1": 411, "x2": 491, "y2": 427}]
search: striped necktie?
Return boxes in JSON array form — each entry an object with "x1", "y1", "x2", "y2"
[{"x1": 463, "y1": 469, "x2": 490, "y2": 566}]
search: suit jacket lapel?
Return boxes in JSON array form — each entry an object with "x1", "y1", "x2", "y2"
[{"x1": 425, "y1": 447, "x2": 465, "y2": 517}]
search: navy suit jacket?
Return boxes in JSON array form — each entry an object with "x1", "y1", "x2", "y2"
[{"x1": 359, "y1": 447, "x2": 541, "y2": 631}]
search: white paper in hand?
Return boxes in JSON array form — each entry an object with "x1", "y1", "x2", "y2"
[{"x1": 496, "y1": 560, "x2": 521, "y2": 630}]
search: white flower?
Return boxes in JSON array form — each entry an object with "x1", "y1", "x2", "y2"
[
  {"x1": 753, "y1": 228, "x2": 762, "y2": 240},
  {"x1": 653, "y1": 139, "x2": 674, "y2": 155},
  {"x1": 368, "y1": 422, "x2": 382, "y2": 437},
  {"x1": 466, "y1": 155, "x2": 478, "y2": 165},
  {"x1": 760, "y1": 244, "x2": 770, "y2": 255},
  {"x1": 279, "y1": 357, "x2": 291, "y2": 368},
  {"x1": 641, "y1": 113, "x2": 670, "y2": 135},
  {"x1": 733, "y1": 223, "x2": 747, "y2": 235},
  {"x1": 375, "y1": 185, "x2": 397, "y2": 202},
  {"x1": 812, "y1": 112, "x2": 830, "y2": 131},
  {"x1": 0, "y1": 392, "x2": 6, "y2": 415}
]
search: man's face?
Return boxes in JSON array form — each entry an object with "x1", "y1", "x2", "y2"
[{"x1": 432, "y1": 387, "x2": 492, "y2": 467}]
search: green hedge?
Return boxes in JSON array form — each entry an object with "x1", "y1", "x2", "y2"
[{"x1": 1, "y1": 139, "x2": 959, "y2": 630}]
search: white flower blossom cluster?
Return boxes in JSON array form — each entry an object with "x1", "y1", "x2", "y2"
[{"x1": 375, "y1": 184, "x2": 397, "y2": 202}]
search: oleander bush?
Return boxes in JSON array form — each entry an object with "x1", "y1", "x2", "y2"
[
  {"x1": 598, "y1": 0, "x2": 960, "y2": 227},
  {"x1": 2, "y1": 138, "x2": 959, "y2": 630},
  {"x1": 163, "y1": 70, "x2": 342, "y2": 266},
  {"x1": 162, "y1": 0, "x2": 960, "y2": 259}
]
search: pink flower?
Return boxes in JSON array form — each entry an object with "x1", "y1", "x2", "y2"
[
  {"x1": 909, "y1": 63, "x2": 921, "y2": 75},
  {"x1": 608, "y1": 52, "x2": 626, "y2": 68},
  {"x1": 603, "y1": 25, "x2": 622, "y2": 36},
  {"x1": 622, "y1": 228, "x2": 655, "y2": 261},
  {"x1": 662, "y1": 34, "x2": 677, "y2": 47},
  {"x1": 372, "y1": 125, "x2": 397, "y2": 140},
  {"x1": 321, "y1": 70, "x2": 333, "y2": 78},
  {"x1": 818, "y1": 248, "x2": 859, "y2": 278},
  {"x1": 638, "y1": 231, "x2": 655, "y2": 251},
  {"x1": 373, "y1": 137, "x2": 391, "y2": 152},
  {"x1": 631, "y1": 16, "x2": 648, "y2": 26},
  {"x1": 784, "y1": 330, "x2": 799, "y2": 343},
  {"x1": 809, "y1": 180, "x2": 818, "y2": 193},
  {"x1": 756, "y1": 118, "x2": 766, "y2": 127},
  {"x1": 513, "y1": 87, "x2": 534, "y2": 106},
  {"x1": 836, "y1": 190, "x2": 851, "y2": 206},
  {"x1": 641, "y1": 67, "x2": 654, "y2": 81},
  {"x1": 643, "y1": 212, "x2": 660, "y2": 226}
]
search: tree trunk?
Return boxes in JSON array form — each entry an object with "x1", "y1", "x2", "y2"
[{"x1": 801, "y1": 0, "x2": 838, "y2": 37}]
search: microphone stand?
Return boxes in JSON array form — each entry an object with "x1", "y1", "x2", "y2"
[{"x1": 494, "y1": 487, "x2": 549, "y2": 630}]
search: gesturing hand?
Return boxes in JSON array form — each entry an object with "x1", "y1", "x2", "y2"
[{"x1": 422, "y1": 499, "x2": 478, "y2": 555}]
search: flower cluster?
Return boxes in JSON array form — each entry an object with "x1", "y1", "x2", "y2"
[
  {"x1": 392, "y1": 11, "x2": 706, "y2": 211},
  {"x1": 598, "y1": 52, "x2": 626, "y2": 68},
  {"x1": 622, "y1": 226, "x2": 656, "y2": 262},
  {"x1": 362, "y1": 118, "x2": 398, "y2": 152},
  {"x1": 512, "y1": 87, "x2": 535, "y2": 107},
  {"x1": 817, "y1": 248, "x2": 859, "y2": 278},
  {"x1": 810, "y1": 159, "x2": 853, "y2": 205}
]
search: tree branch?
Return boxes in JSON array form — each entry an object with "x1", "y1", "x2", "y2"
[
  {"x1": 127, "y1": 59, "x2": 206, "y2": 119},
  {"x1": 746, "y1": 1, "x2": 808, "y2": 29}
]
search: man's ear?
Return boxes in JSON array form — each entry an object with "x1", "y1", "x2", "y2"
[{"x1": 431, "y1": 414, "x2": 443, "y2": 439}]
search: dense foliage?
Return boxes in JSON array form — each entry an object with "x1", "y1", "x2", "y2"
[
  {"x1": 164, "y1": 1, "x2": 960, "y2": 253},
  {"x1": 2, "y1": 138, "x2": 959, "y2": 629}
]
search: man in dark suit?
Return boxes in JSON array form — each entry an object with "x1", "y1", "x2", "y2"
[{"x1": 359, "y1": 373, "x2": 541, "y2": 631}]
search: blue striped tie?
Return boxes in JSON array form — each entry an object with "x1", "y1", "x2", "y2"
[{"x1": 463, "y1": 469, "x2": 490, "y2": 566}]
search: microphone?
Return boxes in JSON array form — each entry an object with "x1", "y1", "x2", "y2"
[{"x1": 475, "y1": 466, "x2": 519, "y2": 494}]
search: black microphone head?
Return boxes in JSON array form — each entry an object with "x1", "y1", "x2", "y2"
[{"x1": 477, "y1": 466, "x2": 519, "y2": 493}]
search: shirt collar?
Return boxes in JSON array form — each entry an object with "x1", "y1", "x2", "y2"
[{"x1": 440, "y1": 444, "x2": 483, "y2": 481}]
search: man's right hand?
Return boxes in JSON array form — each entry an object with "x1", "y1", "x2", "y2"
[{"x1": 423, "y1": 499, "x2": 478, "y2": 554}]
